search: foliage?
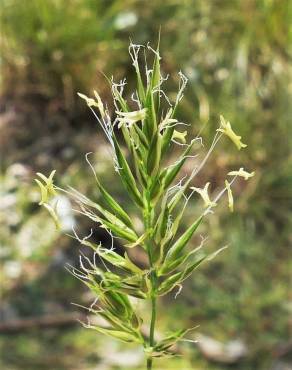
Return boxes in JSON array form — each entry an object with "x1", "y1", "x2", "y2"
[{"x1": 0, "y1": 0, "x2": 129, "y2": 101}]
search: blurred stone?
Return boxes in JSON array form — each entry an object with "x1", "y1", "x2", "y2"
[
  {"x1": 0, "y1": 193, "x2": 17, "y2": 209},
  {"x1": 0, "y1": 302, "x2": 18, "y2": 321},
  {"x1": 53, "y1": 195, "x2": 75, "y2": 232},
  {"x1": 6, "y1": 163, "x2": 30, "y2": 179},
  {"x1": 196, "y1": 334, "x2": 248, "y2": 364},
  {"x1": 3, "y1": 260, "x2": 22, "y2": 279},
  {"x1": 114, "y1": 12, "x2": 137, "y2": 30},
  {"x1": 271, "y1": 361, "x2": 292, "y2": 370},
  {"x1": 103, "y1": 346, "x2": 144, "y2": 367}
]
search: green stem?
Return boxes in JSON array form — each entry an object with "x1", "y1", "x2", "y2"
[
  {"x1": 144, "y1": 190, "x2": 157, "y2": 370},
  {"x1": 149, "y1": 294, "x2": 157, "y2": 347},
  {"x1": 147, "y1": 357, "x2": 152, "y2": 370},
  {"x1": 147, "y1": 293, "x2": 157, "y2": 370}
]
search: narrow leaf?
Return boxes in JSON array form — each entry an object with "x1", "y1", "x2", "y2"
[{"x1": 164, "y1": 216, "x2": 203, "y2": 262}]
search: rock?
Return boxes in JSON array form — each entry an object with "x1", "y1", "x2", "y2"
[
  {"x1": 103, "y1": 346, "x2": 144, "y2": 367},
  {"x1": 195, "y1": 333, "x2": 248, "y2": 364},
  {"x1": 270, "y1": 361, "x2": 292, "y2": 370}
]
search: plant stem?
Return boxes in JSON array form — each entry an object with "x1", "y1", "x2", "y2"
[
  {"x1": 144, "y1": 191, "x2": 157, "y2": 370},
  {"x1": 147, "y1": 293, "x2": 157, "y2": 370},
  {"x1": 147, "y1": 357, "x2": 152, "y2": 370},
  {"x1": 149, "y1": 294, "x2": 157, "y2": 347}
]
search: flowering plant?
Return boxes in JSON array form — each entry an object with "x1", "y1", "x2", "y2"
[{"x1": 36, "y1": 41, "x2": 254, "y2": 369}]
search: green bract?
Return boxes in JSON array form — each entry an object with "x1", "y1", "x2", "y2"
[{"x1": 36, "y1": 41, "x2": 254, "y2": 370}]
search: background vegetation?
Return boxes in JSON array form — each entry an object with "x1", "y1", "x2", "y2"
[{"x1": 0, "y1": 0, "x2": 291, "y2": 369}]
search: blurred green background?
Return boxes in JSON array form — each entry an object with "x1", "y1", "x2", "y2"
[{"x1": 0, "y1": 0, "x2": 291, "y2": 369}]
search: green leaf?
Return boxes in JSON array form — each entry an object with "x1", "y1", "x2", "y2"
[
  {"x1": 113, "y1": 137, "x2": 143, "y2": 208},
  {"x1": 98, "y1": 184, "x2": 134, "y2": 229},
  {"x1": 159, "y1": 246, "x2": 203, "y2": 276},
  {"x1": 164, "y1": 216, "x2": 204, "y2": 262},
  {"x1": 42, "y1": 203, "x2": 61, "y2": 230},
  {"x1": 158, "y1": 257, "x2": 206, "y2": 296},
  {"x1": 87, "y1": 325, "x2": 140, "y2": 343},
  {"x1": 76, "y1": 204, "x2": 138, "y2": 243},
  {"x1": 151, "y1": 37, "x2": 161, "y2": 90},
  {"x1": 70, "y1": 178, "x2": 133, "y2": 230},
  {"x1": 154, "y1": 196, "x2": 169, "y2": 243},
  {"x1": 161, "y1": 139, "x2": 195, "y2": 190},
  {"x1": 161, "y1": 126, "x2": 175, "y2": 156},
  {"x1": 154, "y1": 327, "x2": 192, "y2": 352},
  {"x1": 157, "y1": 271, "x2": 183, "y2": 296},
  {"x1": 147, "y1": 132, "x2": 162, "y2": 176},
  {"x1": 98, "y1": 310, "x2": 134, "y2": 333},
  {"x1": 179, "y1": 256, "x2": 207, "y2": 281},
  {"x1": 101, "y1": 218, "x2": 138, "y2": 242},
  {"x1": 80, "y1": 240, "x2": 141, "y2": 273}
]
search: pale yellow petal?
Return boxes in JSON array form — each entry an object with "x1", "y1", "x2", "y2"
[
  {"x1": 225, "y1": 180, "x2": 234, "y2": 212},
  {"x1": 217, "y1": 115, "x2": 247, "y2": 150},
  {"x1": 228, "y1": 167, "x2": 255, "y2": 180},
  {"x1": 172, "y1": 130, "x2": 187, "y2": 144}
]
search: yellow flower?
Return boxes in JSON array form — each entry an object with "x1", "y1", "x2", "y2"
[
  {"x1": 228, "y1": 167, "x2": 255, "y2": 180},
  {"x1": 159, "y1": 108, "x2": 177, "y2": 131},
  {"x1": 116, "y1": 108, "x2": 147, "y2": 128},
  {"x1": 217, "y1": 115, "x2": 247, "y2": 150},
  {"x1": 191, "y1": 182, "x2": 217, "y2": 208},
  {"x1": 78, "y1": 92, "x2": 105, "y2": 118},
  {"x1": 77, "y1": 92, "x2": 98, "y2": 108},
  {"x1": 35, "y1": 170, "x2": 60, "y2": 230},
  {"x1": 225, "y1": 180, "x2": 234, "y2": 212},
  {"x1": 93, "y1": 90, "x2": 105, "y2": 118},
  {"x1": 172, "y1": 129, "x2": 187, "y2": 144},
  {"x1": 43, "y1": 203, "x2": 61, "y2": 230},
  {"x1": 35, "y1": 170, "x2": 57, "y2": 205}
]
